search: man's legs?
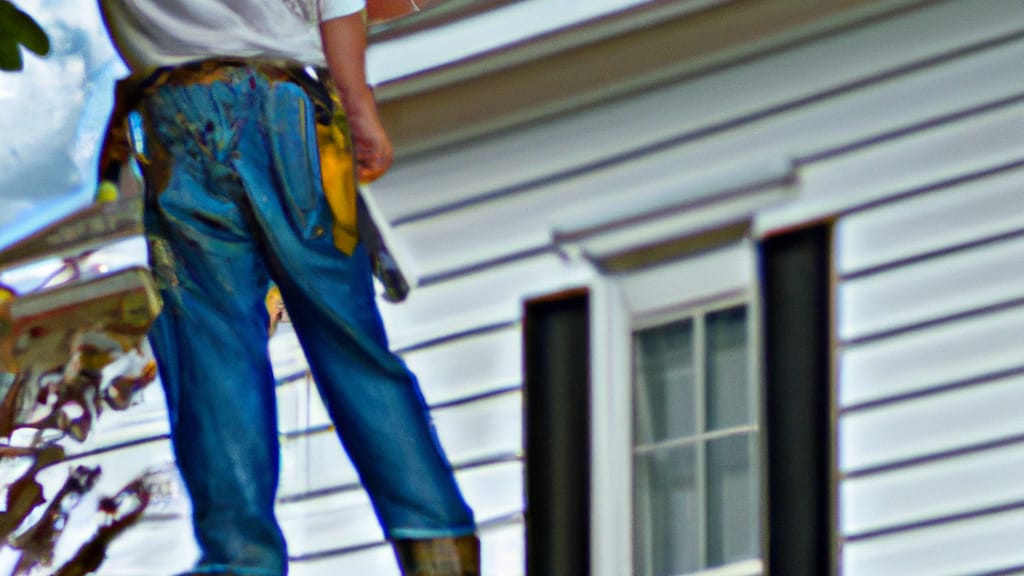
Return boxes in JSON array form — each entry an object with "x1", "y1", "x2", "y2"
[
  {"x1": 238, "y1": 75, "x2": 478, "y2": 568},
  {"x1": 266, "y1": 241, "x2": 476, "y2": 536},
  {"x1": 140, "y1": 71, "x2": 286, "y2": 575}
]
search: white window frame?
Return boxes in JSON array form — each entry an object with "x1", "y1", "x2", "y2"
[{"x1": 588, "y1": 238, "x2": 763, "y2": 576}]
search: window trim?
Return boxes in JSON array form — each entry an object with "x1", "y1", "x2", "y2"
[{"x1": 588, "y1": 238, "x2": 762, "y2": 576}]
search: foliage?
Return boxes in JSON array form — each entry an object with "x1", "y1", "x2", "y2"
[{"x1": 0, "y1": 0, "x2": 49, "y2": 71}]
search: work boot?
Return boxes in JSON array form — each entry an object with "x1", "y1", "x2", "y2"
[{"x1": 392, "y1": 535, "x2": 480, "y2": 576}]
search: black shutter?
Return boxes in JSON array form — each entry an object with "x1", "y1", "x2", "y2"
[
  {"x1": 524, "y1": 289, "x2": 591, "y2": 576},
  {"x1": 760, "y1": 225, "x2": 835, "y2": 576}
]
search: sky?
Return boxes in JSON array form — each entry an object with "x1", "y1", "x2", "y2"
[
  {"x1": 0, "y1": 0, "x2": 123, "y2": 248},
  {"x1": 0, "y1": 0, "x2": 655, "y2": 252}
]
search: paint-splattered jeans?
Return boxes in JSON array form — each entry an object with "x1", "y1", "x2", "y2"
[{"x1": 136, "y1": 63, "x2": 475, "y2": 576}]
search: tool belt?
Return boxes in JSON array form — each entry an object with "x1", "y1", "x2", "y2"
[
  {"x1": 144, "y1": 58, "x2": 343, "y2": 125},
  {"x1": 101, "y1": 58, "x2": 345, "y2": 180}
]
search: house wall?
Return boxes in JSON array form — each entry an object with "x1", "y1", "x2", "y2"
[
  {"x1": 364, "y1": 0, "x2": 1022, "y2": 573},
  {"x1": 11, "y1": 0, "x2": 1021, "y2": 574},
  {"x1": 831, "y1": 144, "x2": 1024, "y2": 573}
]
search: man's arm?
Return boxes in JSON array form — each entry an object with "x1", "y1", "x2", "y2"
[{"x1": 320, "y1": 12, "x2": 393, "y2": 183}]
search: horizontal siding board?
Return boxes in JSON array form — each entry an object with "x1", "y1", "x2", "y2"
[
  {"x1": 781, "y1": 35, "x2": 1024, "y2": 163},
  {"x1": 476, "y1": 520, "x2": 526, "y2": 576},
  {"x1": 277, "y1": 373, "x2": 316, "y2": 434},
  {"x1": 835, "y1": 165, "x2": 1024, "y2": 275},
  {"x1": 290, "y1": 545, "x2": 400, "y2": 576},
  {"x1": 372, "y1": 0, "x2": 1024, "y2": 224},
  {"x1": 280, "y1": 488, "x2": 383, "y2": 557},
  {"x1": 762, "y1": 100, "x2": 1024, "y2": 233},
  {"x1": 276, "y1": 373, "x2": 331, "y2": 434},
  {"x1": 453, "y1": 461, "x2": 525, "y2": 530},
  {"x1": 94, "y1": 517, "x2": 198, "y2": 575},
  {"x1": 840, "y1": 373, "x2": 1024, "y2": 472},
  {"x1": 838, "y1": 234, "x2": 1024, "y2": 341},
  {"x1": 841, "y1": 441, "x2": 1024, "y2": 535},
  {"x1": 798, "y1": 102, "x2": 1024, "y2": 205},
  {"x1": 842, "y1": 506, "x2": 1024, "y2": 576},
  {"x1": 401, "y1": 325, "x2": 522, "y2": 406},
  {"x1": 270, "y1": 324, "x2": 310, "y2": 383},
  {"x1": 839, "y1": 303, "x2": 1024, "y2": 407},
  {"x1": 279, "y1": 431, "x2": 358, "y2": 497},
  {"x1": 431, "y1": 391, "x2": 522, "y2": 465}
]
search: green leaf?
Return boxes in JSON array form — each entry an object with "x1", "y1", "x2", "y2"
[
  {"x1": 0, "y1": 0, "x2": 49, "y2": 71},
  {"x1": 0, "y1": 38, "x2": 23, "y2": 71},
  {"x1": 10, "y1": 8, "x2": 48, "y2": 55}
]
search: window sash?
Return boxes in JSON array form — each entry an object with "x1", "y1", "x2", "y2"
[{"x1": 632, "y1": 302, "x2": 759, "y2": 576}]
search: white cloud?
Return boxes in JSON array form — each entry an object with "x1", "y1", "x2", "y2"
[{"x1": 0, "y1": 0, "x2": 125, "y2": 247}]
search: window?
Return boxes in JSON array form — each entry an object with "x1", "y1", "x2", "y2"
[{"x1": 633, "y1": 304, "x2": 759, "y2": 576}]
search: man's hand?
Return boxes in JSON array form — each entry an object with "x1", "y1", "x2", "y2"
[
  {"x1": 345, "y1": 84, "x2": 393, "y2": 183},
  {"x1": 320, "y1": 12, "x2": 394, "y2": 183}
]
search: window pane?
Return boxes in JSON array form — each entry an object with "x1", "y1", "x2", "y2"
[
  {"x1": 706, "y1": 434, "x2": 759, "y2": 567},
  {"x1": 634, "y1": 444, "x2": 699, "y2": 576},
  {"x1": 635, "y1": 320, "x2": 695, "y2": 444},
  {"x1": 705, "y1": 306, "x2": 750, "y2": 431}
]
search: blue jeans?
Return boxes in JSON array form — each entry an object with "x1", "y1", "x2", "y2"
[{"x1": 137, "y1": 64, "x2": 475, "y2": 575}]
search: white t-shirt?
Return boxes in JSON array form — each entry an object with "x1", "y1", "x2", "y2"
[{"x1": 100, "y1": 0, "x2": 365, "y2": 71}]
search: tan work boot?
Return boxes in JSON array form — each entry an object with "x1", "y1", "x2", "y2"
[{"x1": 392, "y1": 535, "x2": 480, "y2": 576}]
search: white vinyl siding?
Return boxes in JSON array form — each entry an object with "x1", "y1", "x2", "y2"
[{"x1": 834, "y1": 166, "x2": 1024, "y2": 575}]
